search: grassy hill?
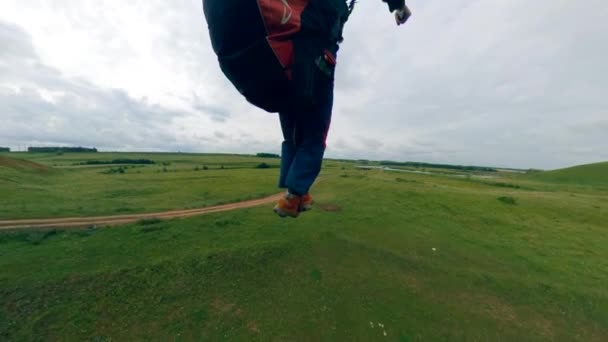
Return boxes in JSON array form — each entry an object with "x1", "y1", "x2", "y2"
[
  {"x1": 530, "y1": 161, "x2": 608, "y2": 187},
  {"x1": 1, "y1": 154, "x2": 607, "y2": 340},
  {"x1": 0, "y1": 155, "x2": 51, "y2": 173}
]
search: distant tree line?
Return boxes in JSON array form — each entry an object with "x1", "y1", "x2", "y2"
[
  {"x1": 325, "y1": 158, "x2": 358, "y2": 164},
  {"x1": 256, "y1": 153, "x2": 280, "y2": 158},
  {"x1": 0, "y1": 147, "x2": 9, "y2": 152},
  {"x1": 28, "y1": 146, "x2": 98, "y2": 153},
  {"x1": 379, "y1": 161, "x2": 497, "y2": 172},
  {"x1": 76, "y1": 159, "x2": 155, "y2": 165}
]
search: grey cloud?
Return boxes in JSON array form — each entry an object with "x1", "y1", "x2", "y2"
[
  {"x1": 0, "y1": 21, "x2": 34, "y2": 59},
  {"x1": 330, "y1": 0, "x2": 608, "y2": 168},
  {"x1": 0, "y1": 85, "x2": 181, "y2": 150},
  {"x1": 358, "y1": 137, "x2": 384, "y2": 150},
  {"x1": 192, "y1": 94, "x2": 231, "y2": 123},
  {"x1": 0, "y1": 21, "x2": 187, "y2": 151},
  {"x1": 568, "y1": 119, "x2": 608, "y2": 136},
  {"x1": 333, "y1": 138, "x2": 349, "y2": 150}
]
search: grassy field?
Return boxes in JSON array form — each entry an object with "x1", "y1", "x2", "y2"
[
  {"x1": 0, "y1": 153, "x2": 283, "y2": 220},
  {"x1": 1, "y1": 153, "x2": 607, "y2": 340}
]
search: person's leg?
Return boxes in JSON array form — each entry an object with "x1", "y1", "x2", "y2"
[
  {"x1": 278, "y1": 111, "x2": 297, "y2": 189},
  {"x1": 274, "y1": 67, "x2": 334, "y2": 217},
  {"x1": 285, "y1": 71, "x2": 334, "y2": 196}
]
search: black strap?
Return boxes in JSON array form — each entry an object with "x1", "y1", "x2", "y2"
[{"x1": 347, "y1": 0, "x2": 357, "y2": 19}]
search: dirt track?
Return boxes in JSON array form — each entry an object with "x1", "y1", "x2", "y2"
[{"x1": 0, "y1": 193, "x2": 284, "y2": 231}]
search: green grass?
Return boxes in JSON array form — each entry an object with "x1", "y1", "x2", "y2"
[
  {"x1": 530, "y1": 161, "x2": 608, "y2": 187},
  {"x1": 0, "y1": 153, "x2": 280, "y2": 219},
  {"x1": 1, "y1": 153, "x2": 607, "y2": 340}
]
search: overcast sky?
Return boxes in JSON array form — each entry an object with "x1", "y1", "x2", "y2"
[{"x1": 0, "y1": 0, "x2": 606, "y2": 169}]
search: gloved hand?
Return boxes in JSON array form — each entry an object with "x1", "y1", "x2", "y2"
[{"x1": 394, "y1": 4, "x2": 411, "y2": 26}]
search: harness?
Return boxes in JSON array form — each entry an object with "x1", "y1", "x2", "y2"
[{"x1": 206, "y1": 0, "x2": 358, "y2": 113}]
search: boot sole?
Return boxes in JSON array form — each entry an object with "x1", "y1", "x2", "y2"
[
  {"x1": 299, "y1": 205, "x2": 313, "y2": 212},
  {"x1": 273, "y1": 206, "x2": 299, "y2": 218}
]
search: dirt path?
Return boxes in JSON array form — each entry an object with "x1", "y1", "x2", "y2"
[{"x1": 0, "y1": 193, "x2": 284, "y2": 231}]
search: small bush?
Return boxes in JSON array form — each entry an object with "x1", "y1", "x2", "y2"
[
  {"x1": 139, "y1": 224, "x2": 167, "y2": 233},
  {"x1": 256, "y1": 162, "x2": 270, "y2": 169},
  {"x1": 137, "y1": 218, "x2": 163, "y2": 226},
  {"x1": 27, "y1": 230, "x2": 58, "y2": 245},
  {"x1": 498, "y1": 196, "x2": 517, "y2": 205},
  {"x1": 74, "y1": 229, "x2": 96, "y2": 238},
  {"x1": 396, "y1": 178, "x2": 418, "y2": 183},
  {"x1": 102, "y1": 166, "x2": 127, "y2": 175},
  {"x1": 487, "y1": 182, "x2": 521, "y2": 189},
  {"x1": 215, "y1": 218, "x2": 242, "y2": 227}
]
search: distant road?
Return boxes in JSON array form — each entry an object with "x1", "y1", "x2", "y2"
[{"x1": 0, "y1": 193, "x2": 284, "y2": 231}]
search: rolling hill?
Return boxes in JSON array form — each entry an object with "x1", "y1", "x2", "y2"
[
  {"x1": 530, "y1": 161, "x2": 608, "y2": 186},
  {"x1": 0, "y1": 155, "x2": 50, "y2": 173}
]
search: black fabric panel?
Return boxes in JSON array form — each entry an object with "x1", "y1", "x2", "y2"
[
  {"x1": 300, "y1": 0, "x2": 349, "y2": 42},
  {"x1": 290, "y1": 0, "x2": 345, "y2": 106},
  {"x1": 217, "y1": 39, "x2": 291, "y2": 113},
  {"x1": 203, "y1": 0, "x2": 289, "y2": 112},
  {"x1": 383, "y1": 0, "x2": 405, "y2": 12},
  {"x1": 202, "y1": 0, "x2": 267, "y2": 57}
]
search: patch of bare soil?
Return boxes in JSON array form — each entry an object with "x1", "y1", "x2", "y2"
[
  {"x1": 0, "y1": 193, "x2": 284, "y2": 230},
  {"x1": 0, "y1": 156, "x2": 50, "y2": 172}
]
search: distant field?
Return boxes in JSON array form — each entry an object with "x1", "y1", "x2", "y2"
[
  {"x1": 0, "y1": 152, "x2": 283, "y2": 220},
  {"x1": 1, "y1": 153, "x2": 607, "y2": 340}
]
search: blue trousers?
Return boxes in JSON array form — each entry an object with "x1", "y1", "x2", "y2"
[{"x1": 278, "y1": 71, "x2": 334, "y2": 196}]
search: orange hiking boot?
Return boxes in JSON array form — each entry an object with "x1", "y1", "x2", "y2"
[
  {"x1": 273, "y1": 193, "x2": 301, "y2": 218},
  {"x1": 299, "y1": 193, "x2": 313, "y2": 212}
]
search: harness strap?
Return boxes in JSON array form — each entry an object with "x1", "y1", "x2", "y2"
[{"x1": 347, "y1": 0, "x2": 357, "y2": 18}]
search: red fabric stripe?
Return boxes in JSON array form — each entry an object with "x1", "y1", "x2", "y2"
[
  {"x1": 257, "y1": 0, "x2": 309, "y2": 76},
  {"x1": 323, "y1": 49, "x2": 336, "y2": 66}
]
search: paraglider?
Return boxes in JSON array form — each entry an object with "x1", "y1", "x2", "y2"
[{"x1": 202, "y1": 0, "x2": 411, "y2": 217}]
